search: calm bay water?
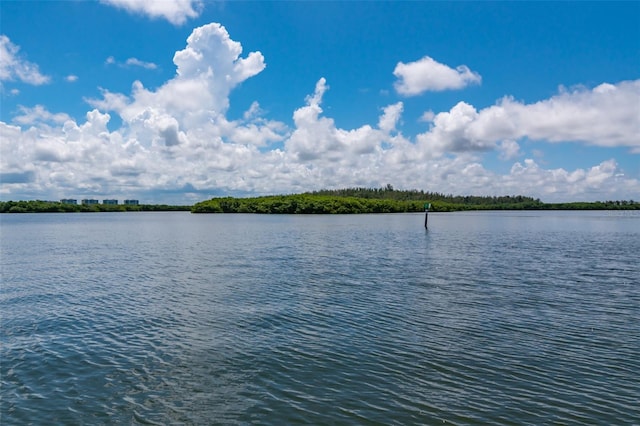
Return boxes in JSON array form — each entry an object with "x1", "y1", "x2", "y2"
[{"x1": 1, "y1": 211, "x2": 639, "y2": 425}]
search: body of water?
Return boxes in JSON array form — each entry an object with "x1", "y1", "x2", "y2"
[{"x1": 1, "y1": 211, "x2": 639, "y2": 424}]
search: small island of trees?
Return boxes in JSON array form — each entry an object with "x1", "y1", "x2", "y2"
[{"x1": 190, "y1": 186, "x2": 639, "y2": 214}]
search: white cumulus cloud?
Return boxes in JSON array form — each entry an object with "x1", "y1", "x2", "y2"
[
  {"x1": 417, "y1": 80, "x2": 640, "y2": 156},
  {"x1": 285, "y1": 78, "x2": 389, "y2": 163},
  {"x1": 394, "y1": 56, "x2": 481, "y2": 96},
  {"x1": 88, "y1": 23, "x2": 269, "y2": 146},
  {"x1": 100, "y1": 0, "x2": 202, "y2": 25},
  {"x1": 503, "y1": 158, "x2": 637, "y2": 200}
]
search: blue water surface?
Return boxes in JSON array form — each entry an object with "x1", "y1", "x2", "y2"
[{"x1": 1, "y1": 211, "x2": 639, "y2": 424}]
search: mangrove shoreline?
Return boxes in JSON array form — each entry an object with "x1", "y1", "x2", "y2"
[{"x1": 3, "y1": 188, "x2": 636, "y2": 214}]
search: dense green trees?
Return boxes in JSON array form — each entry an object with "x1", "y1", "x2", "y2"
[
  {"x1": 192, "y1": 188, "x2": 639, "y2": 214},
  {"x1": 311, "y1": 187, "x2": 544, "y2": 205},
  {"x1": 2, "y1": 188, "x2": 638, "y2": 214},
  {"x1": 191, "y1": 194, "x2": 425, "y2": 214},
  {"x1": 0, "y1": 200, "x2": 190, "y2": 213}
]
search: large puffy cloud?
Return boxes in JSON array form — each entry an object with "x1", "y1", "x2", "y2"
[
  {"x1": 1, "y1": 23, "x2": 277, "y2": 201},
  {"x1": 394, "y1": 56, "x2": 481, "y2": 96},
  {"x1": 285, "y1": 78, "x2": 389, "y2": 163},
  {"x1": 172, "y1": 22, "x2": 265, "y2": 96},
  {"x1": 417, "y1": 101, "x2": 492, "y2": 156},
  {"x1": 100, "y1": 0, "x2": 202, "y2": 25},
  {"x1": 1, "y1": 110, "x2": 124, "y2": 197},
  {"x1": 418, "y1": 80, "x2": 640, "y2": 155},
  {"x1": 88, "y1": 23, "x2": 270, "y2": 147},
  {"x1": 0, "y1": 35, "x2": 50, "y2": 86},
  {"x1": 502, "y1": 158, "x2": 639, "y2": 200}
]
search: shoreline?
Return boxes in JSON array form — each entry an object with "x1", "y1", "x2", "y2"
[{"x1": 2, "y1": 197, "x2": 638, "y2": 214}]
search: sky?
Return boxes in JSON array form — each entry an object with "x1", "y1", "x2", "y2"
[{"x1": 1, "y1": 1, "x2": 639, "y2": 204}]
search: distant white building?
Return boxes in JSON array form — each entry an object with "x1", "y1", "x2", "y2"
[
  {"x1": 60, "y1": 199, "x2": 77, "y2": 205},
  {"x1": 81, "y1": 199, "x2": 99, "y2": 205},
  {"x1": 124, "y1": 199, "x2": 139, "y2": 205},
  {"x1": 103, "y1": 199, "x2": 118, "y2": 205}
]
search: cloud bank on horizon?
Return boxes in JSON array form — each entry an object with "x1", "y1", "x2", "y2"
[{"x1": 1, "y1": 1, "x2": 639, "y2": 203}]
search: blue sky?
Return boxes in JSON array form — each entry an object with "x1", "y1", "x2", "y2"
[{"x1": 1, "y1": 1, "x2": 639, "y2": 204}]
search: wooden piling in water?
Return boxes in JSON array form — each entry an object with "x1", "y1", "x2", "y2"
[{"x1": 424, "y1": 203, "x2": 431, "y2": 229}]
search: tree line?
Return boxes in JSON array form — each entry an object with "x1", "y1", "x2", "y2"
[
  {"x1": 311, "y1": 185, "x2": 543, "y2": 204},
  {"x1": 0, "y1": 200, "x2": 190, "y2": 213},
  {"x1": 191, "y1": 188, "x2": 639, "y2": 214},
  {"x1": 190, "y1": 194, "x2": 544, "y2": 214},
  {"x1": 1, "y1": 188, "x2": 638, "y2": 214},
  {"x1": 191, "y1": 194, "x2": 425, "y2": 214}
]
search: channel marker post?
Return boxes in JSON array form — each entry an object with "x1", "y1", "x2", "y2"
[{"x1": 424, "y1": 203, "x2": 431, "y2": 229}]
